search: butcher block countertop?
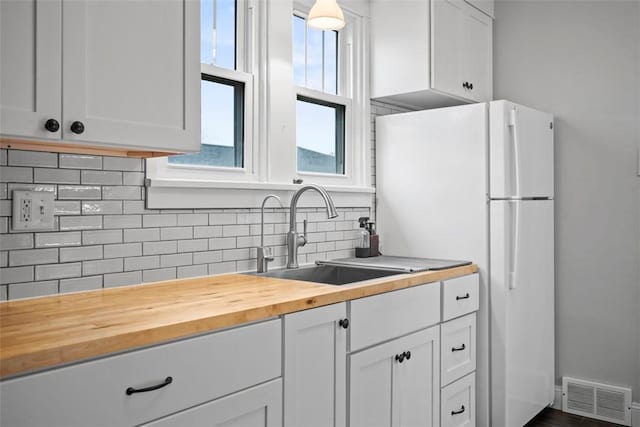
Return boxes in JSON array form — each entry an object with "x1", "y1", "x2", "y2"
[{"x1": 0, "y1": 264, "x2": 477, "y2": 379}]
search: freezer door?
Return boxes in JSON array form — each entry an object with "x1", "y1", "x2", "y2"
[
  {"x1": 490, "y1": 200, "x2": 554, "y2": 427},
  {"x1": 489, "y1": 101, "x2": 554, "y2": 199}
]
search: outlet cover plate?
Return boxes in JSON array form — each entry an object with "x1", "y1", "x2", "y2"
[{"x1": 12, "y1": 190, "x2": 55, "y2": 231}]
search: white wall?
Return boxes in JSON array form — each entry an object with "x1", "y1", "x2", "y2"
[{"x1": 494, "y1": 0, "x2": 640, "y2": 398}]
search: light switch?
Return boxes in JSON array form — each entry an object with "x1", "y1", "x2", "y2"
[{"x1": 12, "y1": 190, "x2": 55, "y2": 231}]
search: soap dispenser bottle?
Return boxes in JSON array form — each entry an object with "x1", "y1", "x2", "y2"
[
  {"x1": 355, "y1": 216, "x2": 370, "y2": 258},
  {"x1": 367, "y1": 221, "x2": 379, "y2": 257}
]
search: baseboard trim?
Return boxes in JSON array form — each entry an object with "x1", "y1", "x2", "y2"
[
  {"x1": 632, "y1": 402, "x2": 640, "y2": 427},
  {"x1": 552, "y1": 385, "x2": 562, "y2": 410}
]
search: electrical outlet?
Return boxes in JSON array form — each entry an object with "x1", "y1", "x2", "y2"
[{"x1": 12, "y1": 190, "x2": 55, "y2": 231}]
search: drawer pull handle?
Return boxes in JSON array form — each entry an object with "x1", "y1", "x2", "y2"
[
  {"x1": 338, "y1": 318, "x2": 349, "y2": 329},
  {"x1": 451, "y1": 405, "x2": 465, "y2": 416},
  {"x1": 126, "y1": 376, "x2": 173, "y2": 395},
  {"x1": 456, "y1": 293, "x2": 470, "y2": 301},
  {"x1": 452, "y1": 344, "x2": 466, "y2": 352}
]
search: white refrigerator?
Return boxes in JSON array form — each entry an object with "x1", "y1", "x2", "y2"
[{"x1": 376, "y1": 100, "x2": 555, "y2": 427}]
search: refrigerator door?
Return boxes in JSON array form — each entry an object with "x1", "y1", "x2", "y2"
[
  {"x1": 489, "y1": 101, "x2": 554, "y2": 199},
  {"x1": 490, "y1": 200, "x2": 554, "y2": 427}
]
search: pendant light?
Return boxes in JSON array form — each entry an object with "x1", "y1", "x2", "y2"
[{"x1": 307, "y1": 0, "x2": 346, "y2": 30}]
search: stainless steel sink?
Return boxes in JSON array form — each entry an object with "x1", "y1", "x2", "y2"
[{"x1": 251, "y1": 264, "x2": 404, "y2": 286}]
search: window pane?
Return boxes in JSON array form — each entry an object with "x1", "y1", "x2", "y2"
[
  {"x1": 201, "y1": 0, "x2": 236, "y2": 69},
  {"x1": 306, "y1": 26, "x2": 324, "y2": 91},
  {"x1": 293, "y1": 15, "x2": 306, "y2": 86},
  {"x1": 169, "y1": 77, "x2": 243, "y2": 168},
  {"x1": 296, "y1": 97, "x2": 344, "y2": 174},
  {"x1": 323, "y1": 31, "x2": 337, "y2": 94}
]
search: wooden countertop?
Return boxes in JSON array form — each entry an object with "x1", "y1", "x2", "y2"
[{"x1": 0, "y1": 264, "x2": 477, "y2": 379}]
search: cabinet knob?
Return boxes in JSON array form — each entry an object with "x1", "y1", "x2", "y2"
[
  {"x1": 338, "y1": 318, "x2": 349, "y2": 329},
  {"x1": 70, "y1": 121, "x2": 85, "y2": 134},
  {"x1": 395, "y1": 353, "x2": 405, "y2": 363},
  {"x1": 469, "y1": 83, "x2": 474, "y2": 90},
  {"x1": 44, "y1": 119, "x2": 60, "y2": 133},
  {"x1": 462, "y1": 82, "x2": 468, "y2": 89},
  {"x1": 404, "y1": 350, "x2": 411, "y2": 360}
]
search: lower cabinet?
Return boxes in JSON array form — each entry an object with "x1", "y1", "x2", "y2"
[
  {"x1": 142, "y1": 379, "x2": 282, "y2": 427},
  {"x1": 283, "y1": 302, "x2": 347, "y2": 427},
  {"x1": 349, "y1": 326, "x2": 440, "y2": 427}
]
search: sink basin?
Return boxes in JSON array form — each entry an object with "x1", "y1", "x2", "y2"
[{"x1": 252, "y1": 264, "x2": 404, "y2": 286}]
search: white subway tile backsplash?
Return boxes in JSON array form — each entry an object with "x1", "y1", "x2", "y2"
[
  {"x1": 9, "y1": 248, "x2": 58, "y2": 266},
  {"x1": 82, "y1": 201, "x2": 122, "y2": 215},
  {"x1": 82, "y1": 229, "x2": 122, "y2": 245},
  {"x1": 103, "y1": 215, "x2": 141, "y2": 229},
  {"x1": 59, "y1": 154, "x2": 103, "y2": 170},
  {"x1": 34, "y1": 168, "x2": 79, "y2": 184},
  {"x1": 193, "y1": 226, "x2": 222, "y2": 238},
  {"x1": 104, "y1": 271, "x2": 142, "y2": 288},
  {"x1": 59, "y1": 185, "x2": 101, "y2": 200},
  {"x1": 35, "y1": 263, "x2": 81, "y2": 281},
  {"x1": 0, "y1": 166, "x2": 32, "y2": 183},
  {"x1": 0, "y1": 218, "x2": 7, "y2": 234},
  {"x1": 236, "y1": 235, "x2": 261, "y2": 248},
  {"x1": 161, "y1": 227, "x2": 192, "y2": 241},
  {"x1": 124, "y1": 228, "x2": 160, "y2": 242},
  {"x1": 177, "y1": 213, "x2": 208, "y2": 226},
  {"x1": 143, "y1": 267, "x2": 176, "y2": 283},
  {"x1": 103, "y1": 157, "x2": 143, "y2": 172},
  {"x1": 83, "y1": 258, "x2": 123, "y2": 275},
  {"x1": 1, "y1": 233, "x2": 34, "y2": 250},
  {"x1": 123, "y1": 200, "x2": 149, "y2": 214},
  {"x1": 0, "y1": 200, "x2": 11, "y2": 216},
  {"x1": 60, "y1": 245, "x2": 103, "y2": 262},
  {"x1": 81, "y1": 170, "x2": 122, "y2": 185},
  {"x1": 35, "y1": 231, "x2": 82, "y2": 248},
  {"x1": 143, "y1": 240, "x2": 177, "y2": 255},
  {"x1": 143, "y1": 214, "x2": 177, "y2": 228},
  {"x1": 192, "y1": 250, "x2": 222, "y2": 264},
  {"x1": 8, "y1": 150, "x2": 57, "y2": 168},
  {"x1": 59, "y1": 216, "x2": 102, "y2": 231},
  {"x1": 0, "y1": 184, "x2": 6, "y2": 199},
  {"x1": 222, "y1": 225, "x2": 250, "y2": 237},
  {"x1": 9, "y1": 280, "x2": 58, "y2": 299},
  {"x1": 0, "y1": 266, "x2": 34, "y2": 284},
  {"x1": 124, "y1": 255, "x2": 160, "y2": 271},
  {"x1": 54, "y1": 201, "x2": 81, "y2": 216},
  {"x1": 102, "y1": 186, "x2": 141, "y2": 200},
  {"x1": 177, "y1": 264, "x2": 208, "y2": 279},
  {"x1": 59, "y1": 276, "x2": 103, "y2": 293},
  {"x1": 208, "y1": 261, "x2": 236, "y2": 275},
  {"x1": 122, "y1": 172, "x2": 145, "y2": 186},
  {"x1": 0, "y1": 251, "x2": 7, "y2": 267},
  {"x1": 177, "y1": 239, "x2": 208, "y2": 253},
  {"x1": 0, "y1": 150, "x2": 7, "y2": 166},
  {"x1": 160, "y1": 253, "x2": 192, "y2": 268},
  {"x1": 0, "y1": 285, "x2": 7, "y2": 300},
  {"x1": 222, "y1": 248, "x2": 250, "y2": 262},
  {"x1": 209, "y1": 213, "x2": 237, "y2": 225},
  {"x1": 104, "y1": 242, "x2": 142, "y2": 259},
  {"x1": 208, "y1": 237, "x2": 236, "y2": 250}
]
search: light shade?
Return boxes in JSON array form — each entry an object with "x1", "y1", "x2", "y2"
[{"x1": 307, "y1": 0, "x2": 345, "y2": 30}]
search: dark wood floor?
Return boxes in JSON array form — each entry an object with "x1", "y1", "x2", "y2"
[{"x1": 525, "y1": 408, "x2": 623, "y2": 427}]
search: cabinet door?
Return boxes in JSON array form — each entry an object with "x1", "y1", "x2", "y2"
[
  {"x1": 284, "y1": 303, "x2": 347, "y2": 427},
  {"x1": 463, "y1": 5, "x2": 492, "y2": 102},
  {"x1": 61, "y1": 0, "x2": 199, "y2": 153},
  {"x1": 431, "y1": 0, "x2": 466, "y2": 100},
  {"x1": 142, "y1": 379, "x2": 282, "y2": 427},
  {"x1": 394, "y1": 325, "x2": 440, "y2": 427},
  {"x1": 0, "y1": 0, "x2": 61, "y2": 140},
  {"x1": 349, "y1": 327, "x2": 440, "y2": 427}
]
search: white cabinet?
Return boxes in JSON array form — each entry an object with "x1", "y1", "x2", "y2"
[
  {"x1": 0, "y1": 319, "x2": 281, "y2": 427},
  {"x1": 349, "y1": 326, "x2": 440, "y2": 427},
  {"x1": 142, "y1": 379, "x2": 282, "y2": 427},
  {"x1": 441, "y1": 373, "x2": 476, "y2": 427},
  {"x1": 0, "y1": 0, "x2": 199, "y2": 156},
  {"x1": 371, "y1": 0, "x2": 493, "y2": 109},
  {"x1": 283, "y1": 303, "x2": 347, "y2": 427}
]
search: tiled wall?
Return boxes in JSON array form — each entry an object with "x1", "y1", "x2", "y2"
[{"x1": 0, "y1": 101, "x2": 408, "y2": 300}]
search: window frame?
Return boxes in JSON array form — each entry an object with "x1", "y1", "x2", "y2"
[{"x1": 146, "y1": 0, "x2": 372, "y2": 208}]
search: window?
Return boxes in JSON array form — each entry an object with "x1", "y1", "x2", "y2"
[
  {"x1": 168, "y1": 0, "x2": 251, "y2": 170},
  {"x1": 293, "y1": 13, "x2": 348, "y2": 176}
]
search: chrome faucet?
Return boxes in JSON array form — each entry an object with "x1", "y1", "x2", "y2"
[
  {"x1": 257, "y1": 194, "x2": 283, "y2": 273},
  {"x1": 286, "y1": 184, "x2": 338, "y2": 268}
]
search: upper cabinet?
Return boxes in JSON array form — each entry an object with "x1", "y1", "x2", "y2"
[
  {"x1": 371, "y1": 0, "x2": 493, "y2": 110},
  {"x1": 0, "y1": 0, "x2": 200, "y2": 157}
]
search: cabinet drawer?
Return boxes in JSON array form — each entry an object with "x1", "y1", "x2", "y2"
[
  {"x1": 441, "y1": 373, "x2": 476, "y2": 427},
  {"x1": 350, "y1": 282, "x2": 440, "y2": 351},
  {"x1": 442, "y1": 274, "x2": 479, "y2": 321},
  {"x1": 0, "y1": 319, "x2": 281, "y2": 427},
  {"x1": 441, "y1": 313, "x2": 476, "y2": 386}
]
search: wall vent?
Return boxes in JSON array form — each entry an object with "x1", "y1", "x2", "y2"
[{"x1": 562, "y1": 377, "x2": 631, "y2": 426}]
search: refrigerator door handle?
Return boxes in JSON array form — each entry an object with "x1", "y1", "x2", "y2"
[
  {"x1": 509, "y1": 200, "x2": 521, "y2": 290},
  {"x1": 509, "y1": 107, "x2": 522, "y2": 198}
]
